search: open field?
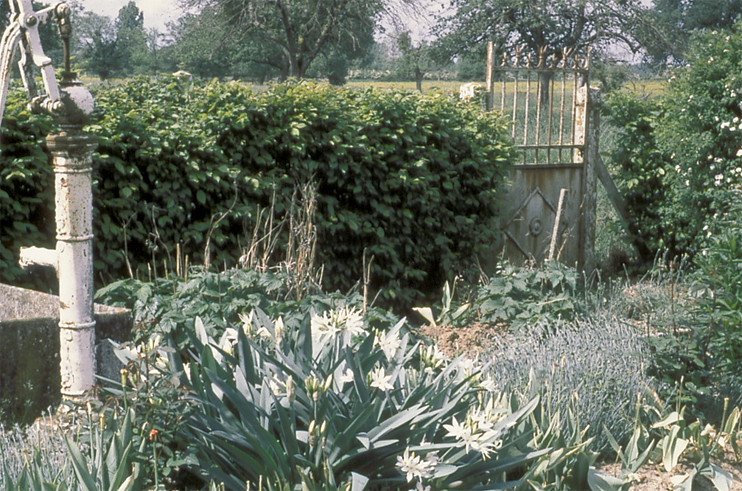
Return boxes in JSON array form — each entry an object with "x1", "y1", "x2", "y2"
[{"x1": 346, "y1": 77, "x2": 668, "y2": 96}]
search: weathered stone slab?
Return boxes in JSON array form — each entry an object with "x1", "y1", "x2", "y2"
[{"x1": 0, "y1": 283, "x2": 131, "y2": 424}]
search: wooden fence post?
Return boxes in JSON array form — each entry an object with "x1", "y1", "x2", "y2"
[
  {"x1": 579, "y1": 87, "x2": 600, "y2": 274},
  {"x1": 486, "y1": 41, "x2": 494, "y2": 112}
]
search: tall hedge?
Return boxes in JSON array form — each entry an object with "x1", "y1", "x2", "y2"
[
  {"x1": 0, "y1": 85, "x2": 56, "y2": 290},
  {"x1": 0, "y1": 78, "x2": 514, "y2": 310}
]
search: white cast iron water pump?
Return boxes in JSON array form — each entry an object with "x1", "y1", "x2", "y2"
[{"x1": 0, "y1": 0, "x2": 97, "y2": 398}]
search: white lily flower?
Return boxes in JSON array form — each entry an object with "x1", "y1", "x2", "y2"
[
  {"x1": 376, "y1": 331, "x2": 402, "y2": 360},
  {"x1": 338, "y1": 368, "x2": 354, "y2": 384},
  {"x1": 370, "y1": 366, "x2": 394, "y2": 391},
  {"x1": 443, "y1": 416, "x2": 471, "y2": 442},
  {"x1": 396, "y1": 447, "x2": 431, "y2": 482}
]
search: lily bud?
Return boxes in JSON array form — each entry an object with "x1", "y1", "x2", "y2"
[
  {"x1": 286, "y1": 376, "x2": 295, "y2": 403},
  {"x1": 323, "y1": 374, "x2": 333, "y2": 391}
]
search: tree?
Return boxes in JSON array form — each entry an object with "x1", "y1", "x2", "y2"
[
  {"x1": 179, "y1": 0, "x2": 392, "y2": 79},
  {"x1": 168, "y1": 9, "x2": 259, "y2": 79},
  {"x1": 142, "y1": 28, "x2": 170, "y2": 76},
  {"x1": 393, "y1": 31, "x2": 433, "y2": 91},
  {"x1": 639, "y1": 0, "x2": 742, "y2": 66},
  {"x1": 436, "y1": 0, "x2": 649, "y2": 58},
  {"x1": 74, "y1": 11, "x2": 122, "y2": 80},
  {"x1": 115, "y1": 1, "x2": 149, "y2": 75},
  {"x1": 73, "y1": 2, "x2": 156, "y2": 79}
]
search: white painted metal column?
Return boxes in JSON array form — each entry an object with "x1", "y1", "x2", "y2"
[{"x1": 48, "y1": 133, "x2": 98, "y2": 397}]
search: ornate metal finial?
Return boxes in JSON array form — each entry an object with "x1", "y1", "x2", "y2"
[
  {"x1": 562, "y1": 47, "x2": 575, "y2": 69},
  {"x1": 515, "y1": 45, "x2": 524, "y2": 67},
  {"x1": 55, "y1": 3, "x2": 73, "y2": 76},
  {"x1": 537, "y1": 46, "x2": 548, "y2": 68},
  {"x1": 548, "y1": 52, "x2": 559, "y2": 69}
]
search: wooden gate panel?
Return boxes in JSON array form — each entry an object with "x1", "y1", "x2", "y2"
[{"x1": 503, "y1": 164, "x2": 583, "y2": 266}]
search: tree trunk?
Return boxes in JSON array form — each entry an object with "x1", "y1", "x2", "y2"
[{"x1": 538, "y1": 71, "x2": 552, "y2": 109}]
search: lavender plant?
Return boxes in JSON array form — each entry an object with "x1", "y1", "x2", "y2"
[
  {"x1": 484, "y1": 314, "x2": 657, "y2": 455},
  {"x1": 0, "y1": 408, "x2": 141, "y2": 491},
  {"x1": 0, "y1": 417, "x2": 73, "y2": 489}
]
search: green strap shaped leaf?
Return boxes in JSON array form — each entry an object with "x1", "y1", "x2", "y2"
[
  {"x1": 699, "y1": 462, "x2": 733, "y2": 491},
  {"x1": 587, "y1": 467, "x2": 631, "y2": 491},
  {"x1": 65, "y1": 435, "x2": 98, "y2": 491}
]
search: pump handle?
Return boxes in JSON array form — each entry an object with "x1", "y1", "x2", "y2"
[{"x1": 0, "y1": 0, "x2": 70, "y2": 129}]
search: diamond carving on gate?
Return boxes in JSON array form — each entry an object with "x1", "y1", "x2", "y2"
[{"x1": 502, "y1": 186, "x2": 562, "y2": 263}]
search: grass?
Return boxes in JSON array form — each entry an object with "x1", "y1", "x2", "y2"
[{"x1": 345, "y1": 80, "x2": 464, "y2": 93}]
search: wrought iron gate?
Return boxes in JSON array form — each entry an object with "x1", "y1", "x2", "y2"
[{"x1": 486, "y1": 43, "x2": 598, "y2": 271}]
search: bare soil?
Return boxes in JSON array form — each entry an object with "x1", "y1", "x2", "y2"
[{"x1": 416, "y1": 322, "x2": 742, "y2": 491}]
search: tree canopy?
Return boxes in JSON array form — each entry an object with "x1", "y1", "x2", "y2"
[
  {"x1": 14, "y1": 0, "x2": 742, "y2": 82},
  {"x1": 639, "y1": 0, "x2": 742, "y2": 66},
  {"x1": 432, "y1": 0, "x2": 648, "y2": 62},
  {"x1": 177, "y1": 0, "x2": 382, "y2": 79},
  {"x1": 73, "y1": 1, "x2": 155, "y2": 79},
  {"x1": 75, "y1": 10, "x2": 121, "y2": 80}
]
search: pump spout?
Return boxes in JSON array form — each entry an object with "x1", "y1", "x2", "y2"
[{"x1": 19, "y1": 246, "x2": 58, "y2": 270}]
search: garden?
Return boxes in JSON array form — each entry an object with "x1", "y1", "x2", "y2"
[{"x1": 4, "y1": 23, "x2": 742, "y2": 491}]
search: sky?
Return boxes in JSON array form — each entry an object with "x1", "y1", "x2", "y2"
[{"x1": 76, "y1": 0, "x2": 182, "y2": 32}]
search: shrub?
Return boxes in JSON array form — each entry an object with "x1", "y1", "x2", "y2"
[
  {"x1": 603, "y1": 22, "x2": 742, "y2": 262},
  {"x1": 213, "y1": 82, "x2": 514, "y2": 311},
  {"x1": 484, "y1": 314, "x2": 657, "y2": 455},
  {"x1": 654, "y1": 26, "x2": 742, "y2": 258},
  {"x1": 472, "y1": 260, "x2": 583, "y2": 333},
  {"x1": 0, "y1": 84, "x2": 56, "y2": 291},
  {"x1": 648, "y1": 197, "x2": 742, "y2": 418},
  {"x1": 602, "y1": 91, "x2": 674, "y2": 262},
  {"x1": 1, "y1": 78, "x2": 514, "y2": 312}
]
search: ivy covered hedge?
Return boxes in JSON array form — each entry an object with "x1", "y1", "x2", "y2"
[{"x1": 0, "y1": 78, "x2": 514, "y2": 310}]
